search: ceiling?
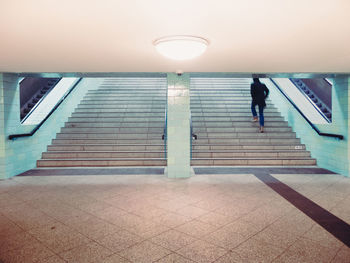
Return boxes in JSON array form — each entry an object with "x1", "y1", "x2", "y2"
[{"x1": 1, "y1": 0, "x2": 349, "y2": 73}]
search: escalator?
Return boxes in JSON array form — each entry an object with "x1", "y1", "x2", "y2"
[
  {"x1": 20, "y1": 78, "x2": 61, "y2": 121},
  {"x1": 290, "y1": 78, "x2": 332, "y2": 122}
]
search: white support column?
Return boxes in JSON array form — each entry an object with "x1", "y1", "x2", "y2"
[{"x1": 166, "y1": 73, "x2": 192, "y2": 178}]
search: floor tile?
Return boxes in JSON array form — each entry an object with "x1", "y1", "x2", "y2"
[
  {"x1": 190, "y1": 198, "x2": 226, "y2": 211},
  {"x1": 197, "y1": 211, "x2": 235, "y2": 227},
  {"x1": 59, "y1": 241, "x2": 113, "y2": 263},
  {"x1": 118, "y1": 240, "x2": 172, "y2": 263},
  {"x1": 102, "y1": 253, "x2": 131, "y2": 263},
  {"x1": 251, "y1": 224, "x2": 299, "y2": 249},
  {"x1": 0, "y1": 192, "x2": 25, "y2": 208},
  {"x1": 175, "y1": 220, "x2": 218, "y2": 238},
  {"x1": 274, "y1": 237, "x2": 339, "y2": 263},
  {"x1": 302, "y1": 224, "x2": 345, "y2": 249},
  {"x1": 95, "y1": 206, "x2": 128, "y2": 223},
  {"x1": 203, "y1": 226, "x2": 247, "y2": 250},
  {"x1": 150, "y1": 229, "x2": 197, "y2": 251},
  {"x1": 0, "y1": 215, "x2": 25, "y2": 238},
  {"x1": 131, "y1": 205, "x2": 167, "y2": 219},
  {"x1": 1, "y1": 171, "x2": 348, "y2": 263},
  {"x1": 231, "y1": 237, "x2": 285, "y2": 262},
  {"x1": 177, "y1": 240, "x2": 227, "y2": 263},
  {"x1": 29, "y1": 222, "x2": 91, "y2": 253},
  {"x1": 331, "y1": 246, "x2": 350, "y2": 263},
  {"x1": 176, "y1": 205, "x2": 209, "y2": 219},
  {"x1": 214, "y1": 251, "x2": 244, "y2": 263},
  {"x1": 222, "y1": 219, "x2": 262, "y2": 238},
  {"x1": 0, "y1": 231, "x2": 38, "y2": 254},
  {"x1": 155, "y1": 253, "x2": 195, "y2": 263},
  {"x1": 152, "y1": 211, "x2": 192, "y2": 228},
  {"x1": 0, "y1": 239, "x2": 55, "y2": 263},
  {"x1": 70, "y1": 216, "x2": 121, "y2": 240},
  {"x1": 36, "y1": 255, "x2": 67, "y2": 263},
  {"x1": 96, "y1": 229, "x2": 144, "y2": 252}
]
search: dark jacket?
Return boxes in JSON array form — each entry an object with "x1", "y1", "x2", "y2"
[{"x1": 251, "y1": 82, "x2": 269, "y2": 107}]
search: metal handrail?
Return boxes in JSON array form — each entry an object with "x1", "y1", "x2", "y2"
[
  {"x1": 190, "y1": 112, "x2": 197, "y2": 160},
  {"x1": 270, "y1": 79, "x2": 343, "y2": 140},
  {"x1": 8, "y1": 78, "x2": 82, "y2": 140},
  {"x1": 162, "y1": 109, "x2": 167, "y2": 159},
  {"x1": 289, "y1": 78, "x2": 331, "y2": 123}
]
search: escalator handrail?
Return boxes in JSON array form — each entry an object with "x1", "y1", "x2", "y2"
[
  {"x1": 8, "y1": 78, "x2": 82, "y2": 140},
  {"x1": 270, "y1": 79, "x2": 343, "y2": 140}
]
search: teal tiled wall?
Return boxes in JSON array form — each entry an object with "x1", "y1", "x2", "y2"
[
  {"x1": 265, "y1": 78, "x2": 349, "y2": 176},
  {"x1": 0, "y1": 74, "x2": 101, "y2": 179}
]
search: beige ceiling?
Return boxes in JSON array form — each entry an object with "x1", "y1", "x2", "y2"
[{"x1": 1, "y1": 0, "x2": 349, "y2": 73}]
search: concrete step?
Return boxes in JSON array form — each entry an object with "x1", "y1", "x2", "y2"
[
  {"x1": 193, "y1": 138, "x2": 301, "y2": 145},
  {"x1": 71, "y1": 112, "x2": 164, "y2": 118},
  {"x1": 77, "y1": 104, "x2": 165, "y2": 109},
  {"x1": 192, "y1": 145, "x2": 307, "y2": 150},
  {"x1": 61, "y1": 127, "x2": 163, "y2": 133},
  {"x1": 192, "y1": 116, "x2": 285, "y2": 122},
  {"x1": 191, "y1": 158, "x2": 316, "y2": 166},
  {"x1": 190, "y1": 105, "x2": 277, "y2": 109},
  {"x1": 47, "y1": 144, "x2": 164, "y2": 151},
  {"x1": 42, "y1": 151, "x2": 165, "y2": 159},
  {"x1": 74, "y1": 108, "x2": 165, "y2": 113},
  {"x1": 81, "y1": 98, "x2": 166, "y2": 102},
  {"x1": 190, "y1": 108, "x2": 279, "y2": 112},
  {"x1": 194, "y1": 133, "x2": 296, "y2": 139},
  {"x1": 79, "y1": 101, "x2": 166, "y2": 105},
  {"x1": 67, "y1": 117, "x2": 164, "y2": 122},
  {"x1": 192, "y1": 121, "x2": 289, "y2": 127},
  {"x1": 193, "y1": 127, "x2": 292, "y2": 133},
  {"x1": 191, "y1": 112, "x2": 281, "y2": 117},
  {"x1": 37, "y1": 158, "x2": 166, "y2": 167},
  {"x1": 190, "y1": 100, "x2": 258, "y2": 103},
  {"x1": 84, "y1": 95, "x2": 166, "y2": 98},
  {"x1": 190, "y1": 94, "x2": 252, "y2": 97},
  {"x1": 192, "y1": 150, "x2": 311, "y2": 158},
  {"x1": 56, "y1": 133, "x2": 162, "y2": 139},
  {"x1": 190, "y1": 103, "x2": 274, "y2": 107},
  {"x1": 52, "y1": 138, "x2": 164, "y2": 144},
  {"x1": 64, "y1": 122, "x2": 164, "y2": 128}
]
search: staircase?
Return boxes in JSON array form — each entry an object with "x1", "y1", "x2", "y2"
[
  {"x1": 190, "y1": 78, "x2": 316, "y2": 166},
  {"x1": 37, "y1": 78, "x2": 167, "y2": 167}
]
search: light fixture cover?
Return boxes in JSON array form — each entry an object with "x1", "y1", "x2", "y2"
[{"x1": 153, "y1": 35, "x2": 209, "y2": 61}]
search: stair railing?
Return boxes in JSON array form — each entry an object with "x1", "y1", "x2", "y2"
[
  {"x1": 190, "y1": 112, "x2": 197, "y2": 160},
  {"x1": 270, "y1": 79, "x2": 343, "y2": 140},
  {"x1": 162, "y1": 109, "x2": 167, "y2": 159},
  {"x1": 8, "y1": 78, "x2": 82, "y2": 140}
]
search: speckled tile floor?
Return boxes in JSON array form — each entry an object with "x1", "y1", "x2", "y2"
[{"x1": 0, "y1": 168, "x2": 350, "y2": 263}]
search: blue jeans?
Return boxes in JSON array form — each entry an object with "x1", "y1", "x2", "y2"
[{"x1": 251, "y1": 102, "x2": 264, "y2": 126}]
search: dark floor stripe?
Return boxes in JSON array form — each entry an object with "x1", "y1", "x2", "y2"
[{"x1": 254, "y1": 172, "x2": 350, "y2": 248}]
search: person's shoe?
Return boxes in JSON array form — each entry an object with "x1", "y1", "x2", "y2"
[
  {"x1": 252, "y1": 117, "x2": 258, "y2": 122},
  {"x1": 259, "y1": 126, "x2": 264, "y2": 133}
]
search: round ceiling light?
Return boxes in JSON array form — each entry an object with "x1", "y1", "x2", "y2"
[{"x1": 153, "y1": 35, "x2": 209, "y2": 61}]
